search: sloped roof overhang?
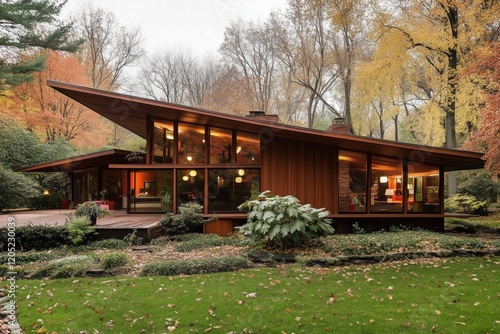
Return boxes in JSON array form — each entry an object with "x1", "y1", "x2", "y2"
[
  {"x1": 46, "y1": 80, "x2": 485, "y2": 172},
  {"x1": 16, "y1": 149, "x2": 131, "y2": 172}
]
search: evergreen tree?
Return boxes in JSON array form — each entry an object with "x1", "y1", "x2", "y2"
[{"x1": 0, "y1": 0, "x2": 80, "y2": 88}]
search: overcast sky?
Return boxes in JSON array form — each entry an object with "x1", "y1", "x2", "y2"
[{"x1": 62, "y1": 0, "x2": 288, "y2": 58}]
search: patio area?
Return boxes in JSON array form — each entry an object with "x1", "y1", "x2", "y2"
[{"x1": 2, "y1": 210, "x2": 165, "y2": 240}]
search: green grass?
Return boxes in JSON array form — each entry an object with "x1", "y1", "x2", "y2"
[{"x1": 16, "y1": 257, "x2": 500, "y2": 333}]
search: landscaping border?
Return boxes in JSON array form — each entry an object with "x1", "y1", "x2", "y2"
[{"x1": 248, "y1": 248, "x2": 500, "y2": 266}]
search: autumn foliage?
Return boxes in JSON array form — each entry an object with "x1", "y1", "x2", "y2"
[
  {"x1": 4, "y1": 51, "x2": 107, "y2": 147},
  {"x1": 466, "y1": 43, "x2": 500, "y2": 177}
]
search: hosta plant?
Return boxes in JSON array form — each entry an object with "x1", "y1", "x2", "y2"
[{"x1": 238, "y1": 191, "x2": 334, "y2": 249}]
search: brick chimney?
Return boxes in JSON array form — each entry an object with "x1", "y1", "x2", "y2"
[
  {"x1": 245, "y1": 111, "x2": 279, "y2": 123},
  {"x1": 326, "y1": 117, "x2": 351, "y2": 134}
]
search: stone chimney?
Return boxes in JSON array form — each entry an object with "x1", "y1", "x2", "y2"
[
  {"x1": 326, "y1": 117, "x2": 351, "y2": 134},
  {"x1": 245, "y1": 111, "x2": 279, "y2": 123}
]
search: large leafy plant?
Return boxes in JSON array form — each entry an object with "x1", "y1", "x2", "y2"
[{"x1": 238, "y1": 191, "x2": 334, "y2": 249}]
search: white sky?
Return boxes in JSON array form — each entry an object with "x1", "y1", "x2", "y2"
[{"x1": 62, "y1": 0, "x2": 288, "y2": 58}]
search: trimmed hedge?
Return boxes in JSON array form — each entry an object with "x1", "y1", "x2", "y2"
[
  {"x1": 140, "y1": 256, "x2": 249, "y2": 276},
  {"x1": 0, "y1": 223, "x2": 69, "y2": 251},
  {"x1": 86, "y1": 239, "x2": 127, "y2": 250},
  {"x1": 0, "y1": 251, "x2": 59, "y2": 265},
  {"x1": 174, "y1": 234, "x2": 246, "y2": 252},
  {"x1": 99, "y1": 252, "x2": 130, "y2": 270}
]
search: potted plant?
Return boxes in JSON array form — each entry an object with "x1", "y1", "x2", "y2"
[{"x1": 75, "y1": 202, "x2": 111, "y2": 226}]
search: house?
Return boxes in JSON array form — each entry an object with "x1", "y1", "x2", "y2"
[{"x1": 17, "y1": 80, "x2": 485, "y2": 234}]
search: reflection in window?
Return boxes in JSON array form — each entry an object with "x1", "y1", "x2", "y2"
[
  {"x1": 74, "y1": 168, "x2": 98, "y2": 203},
  {"x1": 208, "y1": 169, "x2": 260, "y2": 212},
  {"x1": 178, "y1": 123, "x2": 205, "y2": 164},
  {"x1": 130, "y1": 170, "x2": 173, "y2": 212},
  {"x1": 102, "y1": 170, "x2": 123, "y2": 209},
  {"x1": 177, "y1": 169, "x2": 204, "y2": 208},
  {"x1": 153, "y1": 121, "x2": 174, "y2": 163},
  {"x1": 210, "y1": 127, "x2": 232, "y2": 164},
  {"x1": 236, "y1": 132, "x2": 260, "y2": 164},
  {"x1": 371, "y1": 156, "x2": 403, "y2": 213},
  {"x1": 408, "y1": 163, "x2": 440, "y2": 213},
  {"x1": 339, "y1": 150, "x2": 367, "y2": 213}
]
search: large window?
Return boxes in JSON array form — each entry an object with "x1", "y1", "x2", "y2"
[
  {"x1": 129, "y1": 170, "x2": 173, "y2": 212},
  {"x1": 74, "y1": 168, "x2": 98, "y2": 204},
  {"x1": 143, "y1": 120, "x2": 262, "y2": 214},
  {"x1": 339, "y1": 150, "x2": 367, "y2": 213},
  {"x1": 408, "y1": 163, "x2": 440, "y2": 213},
  {"x1": 210, "y1": 127, "x2": 232, "y2": 164},
  {"x1": 177, "y1": 169, "x2": 205, "y2": 208},
  {"x1": 236, "y1": 132, "x2": 260, "y2": 164},
  {"x1": 178, "y1": 123, "x2": 205, "y2": 164},
  {"x1": 371, "y1": 156, "x2": 403, "y2": 213},
  {"x1": 208, "y1": 169, "x2": 260, "y2": 212},
  {"x1": 152, "y1": 121, "x2": 174, "y2": 163}
]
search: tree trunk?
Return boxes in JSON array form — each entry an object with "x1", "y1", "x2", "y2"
[{"x1": 446, "y1": 6, "x2": 459, "y2": 196}]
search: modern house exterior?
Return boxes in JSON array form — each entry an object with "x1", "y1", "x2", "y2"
[{"x1": 18, "y1": 80, "x2": 485, "y2": 235}]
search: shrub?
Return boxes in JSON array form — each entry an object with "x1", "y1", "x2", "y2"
[
  {"x1": 123, "y1": 229, "x2": 144, "y2": 246},
  {"x1": 0, "y1": 251, "x2": 58, "y2": 265},
  {"x1": 0, "y1": 165, "x2": 40, "y2": 211},
  {"x1": 65, "y1": 217, "x2": 97, "y2": 245},
  {"x1": 99, "y1": 252, "x2": 130, "y2": 270},
  {"x1": 31, "y1": 255, "x2": 96, "y2": 279},
  {"x1": 0, "y1": 266, "x2": 24, "y2": 278},
  {"x1": 140, "y1": 256, "x2": 248, "y2": 276},
  {"x1": 445, "y1": 194, "x2": 488, "y2": 215},
  {"x1": 159, "y1": 202, "x2": 216, "y2": 236},
  {"x1": 174, "y1": 234, "x2": 246, "y2": 252},
  {"x1": 0, "y1": 223, "x2": 69, "y2": 251},
  {"x1": 87, "y1": 239, "x2": 127, "y2": 250},
  {"x1": 237, "y1": 191, "x2": 334, "y2": 249}
]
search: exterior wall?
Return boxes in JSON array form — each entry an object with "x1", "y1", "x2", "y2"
[
  {"x1": 204, "y1": 218, "x2": 245, "y2": 236},
  {"x1": 338, "y1": 160, "x2": 351, "y2": 212},
  {"x1": 261, "y1": 136, "x2": 336, "y2": 211}
]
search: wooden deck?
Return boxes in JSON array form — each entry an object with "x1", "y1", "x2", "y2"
[{"x1": 3, "y1": 210, "x2": 164, "y2": 240}]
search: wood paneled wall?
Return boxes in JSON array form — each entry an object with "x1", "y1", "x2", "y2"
[{"x1": 261, "y1": 136, "x2": 337, "y2": 212}]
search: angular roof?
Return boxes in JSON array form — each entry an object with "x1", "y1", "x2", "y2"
[
  {"x1": 46, "y1": 80, "x2": 485, "y2": 172},
  {"x1": 16, "y1": 149, "x2": 131, "y2": 172}
]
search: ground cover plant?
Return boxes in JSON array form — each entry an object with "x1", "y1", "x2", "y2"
[
  {"x1": 446, "y1": 216, "x2": 500, "y2": 234},
  {"x1": 15, "y1": 257, "x2": 500, "y2": 333},
  {"x1": 322, "y1": 230, "x2": 500, "y2": 256}
]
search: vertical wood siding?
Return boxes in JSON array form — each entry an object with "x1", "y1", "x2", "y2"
[
  {"x1": 204, "y1": 219, "x2": 241, "y2": 236},
  {"x1": 261, "y1": 137, "x2": 336, "y2": 212}
]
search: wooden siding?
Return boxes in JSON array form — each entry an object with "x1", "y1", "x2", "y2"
[
  {"x1": 261, "y1": 136, "x2": 336, "y2": 211},
  {"x1": 204, "y1": 219, "x2": 244, "y2": 236}
]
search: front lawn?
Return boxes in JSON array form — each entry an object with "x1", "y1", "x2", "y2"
[{"x1": 16, "y1": 257, "x2": 500, "y2": 333}]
